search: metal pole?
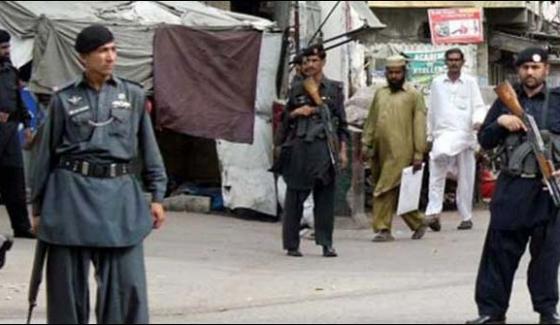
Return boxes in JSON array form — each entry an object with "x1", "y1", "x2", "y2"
[
  {"x1": 308, "y1": 1, "x2": 342, "y2": 45},
  {"x1": 294, "y1": 0, "x2": 301, "y2": 53}
]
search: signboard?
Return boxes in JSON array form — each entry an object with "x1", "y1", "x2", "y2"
[
  {"x1": 402, "y1": 49, "x2": 448, "y2": 94},
  {"x1": 428, "y1": 8, "x2": 484, "y2": 45}
]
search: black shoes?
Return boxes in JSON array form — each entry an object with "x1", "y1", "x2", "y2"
[
  {"x1": 14, "y1": 228, "x2": 36, "y2": 239},
  {"x1": 466, "y1": 315, "x2": 506, "y2": 324},
  {"x1": 540, "y1": 313, "x2": 560, "y2": 324},
  {"x1": 322, "y1": 246, "x2": 337, "y2": 258},
  {"x1": 412, "y1": 224, "x2": 428, "y2": 240},
  {"x1": 286, "y1": 249, "x2": 303, "y2": 257},
  {"x1": 0, "y1": 235, "x2": 13, "y2": 269},
  {"x1": 286, "y1": 247, "x2": 337, "y2": 257},
  {"x1": 426, "y1": 216, "x2": 442, "y2": 232},
  {"x1": 458, "y1": 220, "x2": 474, "y2": 230}
]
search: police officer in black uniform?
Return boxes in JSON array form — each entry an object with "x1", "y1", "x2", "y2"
[
  {"x1": 0, "y1": 29, "x2": 34, "y2": 239},
  {"x1": 468, "y1": 48, "x2": 560, "y2": 324},
  {"x1": 275, "y1": 44, "x2": 349, "y2": 258}
]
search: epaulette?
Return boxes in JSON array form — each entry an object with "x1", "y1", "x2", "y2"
[{"x1": 119, "y1": 77, "x2": 144, "y2": 90}]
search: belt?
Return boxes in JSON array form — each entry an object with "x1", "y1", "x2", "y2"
[{"x1": 58, "y1": 159, "x2": 131, "y2": 178}]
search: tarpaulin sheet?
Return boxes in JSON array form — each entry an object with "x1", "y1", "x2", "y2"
[{"x1": 154, "y1": 25, "x2": 261, "y2": 143}]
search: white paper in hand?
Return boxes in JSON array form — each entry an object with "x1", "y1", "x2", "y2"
[{"x1": 396, "y1": 164, "x2": 425, "y2": 216}]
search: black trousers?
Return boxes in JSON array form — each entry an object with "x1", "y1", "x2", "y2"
[
  {"x1": 282, "y1": 180, "x2": 335, "y2": 251},
  {"x1": 0, "y1": 166, "x2": 31, "y2": 233},
  {"x1": 475, "y1": 219, "x2": 560, "y2": 317}
]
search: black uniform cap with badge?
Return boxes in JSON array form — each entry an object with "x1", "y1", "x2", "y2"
[
  {"x1": 302, "y1": 44, "x2": 327, "y2": 60},
  {"x1": 514, "y1": 47, "x2": 548, "y2": 67}
]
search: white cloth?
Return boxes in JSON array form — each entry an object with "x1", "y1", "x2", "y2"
[
  {"x1": 427, "y1": 73, "x2": 487, "y2": 159},
  {"x1": 426, "y1": 73, "x2": 486, "y2": 220},
  {"x1": 425, "y1": 149, "x2": 476, "y2": 221}
]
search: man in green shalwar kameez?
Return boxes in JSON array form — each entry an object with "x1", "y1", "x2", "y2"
[{"x1": 362, "y1": 55, "x2": 428, "y2": 242}]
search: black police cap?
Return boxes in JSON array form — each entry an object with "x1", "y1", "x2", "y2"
[
  {"x1": 75, "y1": 25, "x2": 114, "y2": 54},
  {"x1": 0, "y1": 29, "x2": 10, "y2": 44},
  {"x1": 303, "y1": 44, "x2": 326, "y2": 59},
  {"x1": 515, "y1": 47, "x2": 548, "y2": 66}
]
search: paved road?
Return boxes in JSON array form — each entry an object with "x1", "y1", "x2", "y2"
[{"x1": 0, "y1": 209, "x2": 539, "y2": 324}]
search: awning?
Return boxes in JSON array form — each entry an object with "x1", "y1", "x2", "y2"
[{"x1": 489, "y1": 31, "x2": 548, "y2": 53}]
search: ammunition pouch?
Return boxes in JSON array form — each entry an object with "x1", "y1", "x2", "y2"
[{"x1": 499, "y1": 131, "x2": 560, "y2": 177}]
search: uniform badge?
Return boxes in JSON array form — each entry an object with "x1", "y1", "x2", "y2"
[
  {"x1": 533, "y1": 54, "x2": 542, "y2": 63},
  {"x1": 113, "y1": 100, "x2": 132, "y2": 109},
  {"x1": 68, "y1": 96, "x2": 82, "y2": 105}
]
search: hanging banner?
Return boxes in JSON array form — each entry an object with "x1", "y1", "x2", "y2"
[{"x1": 428, "y1": 8, "x2": 484, "y2": 45}]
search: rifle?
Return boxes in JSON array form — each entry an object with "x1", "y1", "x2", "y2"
[
  {"x1": 302, "y1": 78, "x2": 339, "y2": 171},
  {"x1": 495, "y1": 81, "x2": 560, "y2": 207},
  {"x1": 26, "y1": 240, "x2": 48, "y2": 324}
]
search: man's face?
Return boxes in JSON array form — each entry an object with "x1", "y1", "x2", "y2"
[
  {"x1": 302, "y1": 54, "x2": 325, "y2": 77},
  {"x1": 446, "y1": 52, "x2": 464, "y2": 74},
  {"x1": 0, "y1": 42, "x2": 10, "y2": 61},
  {"x1": 386, "y1": 66, "x2": 406, "y2": 85},
  {"x1": 518, "y1": 62, "x2": 549, "y2": 89},
  {"x1": 80, "y1": 42, "x2": 117, "y2": 77}
]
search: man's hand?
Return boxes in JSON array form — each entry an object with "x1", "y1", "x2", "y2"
[
  {"x1": 151, "y1": 203, "x2": 166, "y2": 229},
  {"x1": 339, "y1": 142, "x2": 348, "y2": 170},
  {"x1": 412, "y1": 159, "x2": 423, "y2": 174},
  {"x1": 290, "y1": 105, "x2": 316, "y2": 118},
  {"x1": 23, "y1": 128, "x2": 33, "y2": 147},
  {"x1": 497, "y1": 115, "x2": 527, "y2": 132},
  {"x1": 31, "y1": 216, "x2": 40, "y2": 235},
  {"x1": 472, "y1": 122, "x2": 482, "y2": 131},
  {"x1": 0, "y1": 112, "x2": 9, "y2": 123}
]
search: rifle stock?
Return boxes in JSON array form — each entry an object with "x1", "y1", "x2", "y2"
[
  {"x1": 303, "y1": 78, "x2": 324, "y2": 106},
  {"x1": 494, "y1": 81, "x2": 524, "y2": 118}
]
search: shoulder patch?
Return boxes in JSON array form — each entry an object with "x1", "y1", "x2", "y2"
[{"x1": 52, "y1": 80, "x2": 77, "y2": 94}]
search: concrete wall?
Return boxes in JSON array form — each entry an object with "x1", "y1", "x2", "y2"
[{"x1": 373, "y1": 8, "x2": 430, "y2": 43}]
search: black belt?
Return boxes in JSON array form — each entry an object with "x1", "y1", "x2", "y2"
[{"x1": 58, "y1": 159, "x2": 131, "y2": 178}]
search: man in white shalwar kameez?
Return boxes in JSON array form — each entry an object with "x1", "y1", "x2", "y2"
[{"x1": 425, "y1": 48, "x2": 487, "y2": 231}]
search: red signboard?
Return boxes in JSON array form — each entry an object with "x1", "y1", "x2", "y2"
[{"x1": 428, "y1": 8, "x2": 484, "y2": 45}]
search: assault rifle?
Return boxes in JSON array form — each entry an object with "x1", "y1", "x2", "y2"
[
  {"x1": 495, "y1": 81, "x2": 560, "y2": 207},
  {"x1": 303, "y1": 77, "x2": 340, "y2": 171}
]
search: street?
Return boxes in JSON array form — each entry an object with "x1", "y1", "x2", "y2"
[{"x1": 0, "y1": 209, "x2": 538, "y2": 324}]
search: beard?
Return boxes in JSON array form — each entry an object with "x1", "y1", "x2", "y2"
[
  {"x1": 522, "y1": 77, "x2": 544, "y2": 90},
  {"x1": 388, "y1": 78, "x2": 405, "y2": 92}
]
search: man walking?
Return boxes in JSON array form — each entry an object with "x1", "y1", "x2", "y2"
[
  {"x1": 425, "y1": 48, "x2": 487, "y2": 231},
  {"x1": 362, "y1": 55, "x2": 428, "y2": 242}
]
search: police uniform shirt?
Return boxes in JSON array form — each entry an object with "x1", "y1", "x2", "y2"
[
  {"x1": 279, "y1": 77, "x2": 349, "y2": 190},
  {"x1": 478, "y1": 84, "x2": 560, "y2": 230},
  {"x1": 31, "y1": 74, "x2": 167, "y2": 247}
]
